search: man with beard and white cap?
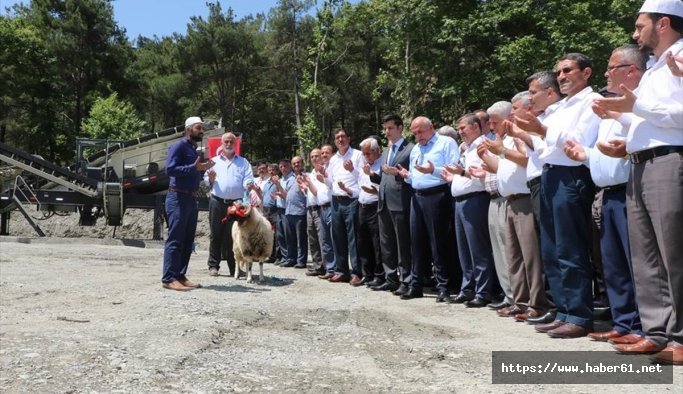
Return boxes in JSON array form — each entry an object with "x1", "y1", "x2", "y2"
[
  {"x1": 594, "y1": 0, "x2": 683, "y2": 365},
  {"x1": 162, "y1": 116, "x2": 215, "y2": 291}
]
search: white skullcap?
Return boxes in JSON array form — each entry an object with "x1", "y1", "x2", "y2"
[
  {"x1": 640, "y1": 0, "x2": 683, "y2": 18},
  {"x1": 185, "y1": 116, "x2": 203, "y2": 129}
]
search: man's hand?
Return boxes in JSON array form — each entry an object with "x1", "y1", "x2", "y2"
[
  {"x1": 362, "y1": 163, "x2": 372, "y2": 175},
  {"x1": 361, "y1": 185, "x2": 378, "y2": 194},
  {"x1": 596, "y1": 139, "x2": 627, "y2": 158},
  {"x1": 207, "y1": 169, "x2": 217, "y2": 183},
  {"x1": 195, "y1": 157, "x2": 215, "y2": 172},
  {"x1": 563, "y1": 140, "x2": 587, "y2": 162},
  {"x1": 444, "y1": 163, "x2": 464, "y2": 175},
  {"x1": 337, "y1": 181, "x2": 351, "y2": 196},
  {"x1": 396, "y1": 164, "x2": 409, "y2": 179},
  {"x1": 593, "y1": 85, "x2": 637, "y2": 113},
  {"x1": 440, "y1": 170, "x2": 454, "y2": 182},
  {"x1": 468, "y1": 165, "x2": 486, "y2": 179},
  {"x1": 514, "y1": 110, "x2": 546, "y2": 135},
  {"x1": 666, "y1": 51, "x2": 683, "y2": 77},
  {"x1": 343, "y1": 159, "x2": 354, "y2": 172},
  {"x1": 483, "y1": 137, "x2": 504, "y2": 155},
  {"x1": 271, "y1": 175, "x2": 281, "y2": 186},
  {"x1": 415, "y1": 160, "x2": 435, "y2": 174},
  {"x1": 382, "y1": 164, "x2": 399, "y2": 176}
]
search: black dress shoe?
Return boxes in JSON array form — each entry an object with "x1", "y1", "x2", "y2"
[
  {"x1": 366, "y1": 278, "x2": 384, "y2": 287},
  {"x1": 400, "y1": 289, "x2": 424, "y2": 300},
  {"x1": 372, "y1": 282, "x2": 399, "y2": 292},
  {"x1": 452, "y1": 294, "x2": 474, "y2": 304},
  {"x1": 393, "y1": 284, "x2": 409, "y2": 296},
  {"x1": 465, "y1": 297, "x2": 490, "y2": 308},
  {"x1": 280, "y1": 261, "x2": 296, "y2": 268},
  {"x1": 526, "y1": 310, "x2": 557, "y2": 325},
  {"x1": 488, "y1": 300, "x2": 511, "y2": 310},
  {"x1": 435, "y1": 291, "x2": 452, "y2": 303}
]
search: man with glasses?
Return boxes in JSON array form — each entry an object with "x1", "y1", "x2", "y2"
[
  {"x1": 563, "y1": 44, "x2": 646, "y2": 347},
  {"x1": 205, "y1": 132, "x2": 255, "y2": 277},
  {"x1": 515, "y1": 53, "x2": 602, "y2": 339},
  {"x1": 593, "y1": 0, "x2": 683, "y2": 364},
  {"x1": 162, "y1": 116, "x2": 215, "y2": 291}
]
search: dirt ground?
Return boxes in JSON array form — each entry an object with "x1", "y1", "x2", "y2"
[{"x1": 0, "y1": 211, "x2": 681, "y2": 393}]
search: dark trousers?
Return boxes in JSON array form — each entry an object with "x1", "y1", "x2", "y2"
[
  {"x1": 318, "y1": 205, "x2": 336, "y2": 274},
  {"x1": 540, "y1": 165, "x2": 595, "y2": 328},
  {"x1": 358, "y1": 201, "x2": 383, "y2": 280},
  {"x1": 285, "y1": 214, "x2": 307, "y2": 264},
  {"x1": 601, "y1": 188, "x2": 642, "y2": 335},
  {"x1": 275, "y1": 207, "x2": 287, "y2": 262},
  {"x1": 307, "y1": 207, "x2": 323, "y2": 268},
  {"x1": 331, "y1": 196, "x2": 360, "y2": 277},
  {"x1": 454, "y1": 193, "x2": 495, "y2": 300},
  {"x1": 409, "y1": 188, "x2": 453, "y2": 292},
  {"x1": 378, "y1": 206, "x2": 412, "y2": 285},
  {"x1": 207, "y1": 197, "x2": 235, "y2": 275},
  {"x1": 262, "y1": 206, "x2": 278, "y2": 262},
  {"x1": 162, "y1": 191, "x2": 197, "y2": 282}
]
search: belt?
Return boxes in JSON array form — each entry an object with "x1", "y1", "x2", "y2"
[
  {"x1": 212, "y1": 195, "x2": 238, "y2": 205},
  {"x1": 263, "y1": 206, "x2": 277, "y2": 211},
  {"x1": 307, "y1": 205, "x2": 320, "y2": 211},
  {"x1": 506, "y1": 193, "x2": 530, "y2": 202},
  {"x1": 526, "y1": 176, "x2": 541, "y2": 189},
  {"x1": 333, "y1": 195, "x2": 353, "y2": 200},
  {"x1": 169, "y1": 187, "x2": 199, "y2": 197},
  {"x1": 319, "y1": 202, "x2": 331, "y2": 208},
  {"x1": 489, "y1": 191, "x2": 502, "y2": 199},
  {"x1": 360, "y1": 201, "x2": 378, "y2": 209},
  {"x1": 414, "y1": 184, "x2": 449, "y2": 196},
  {"x1": 454, "y1": 190, "x2": 487, "y2": 202},
  {"x1": 630, "y1": 146, "x2": 683, "y2": 164},
  {"x1": 597, "y1": 183, "x2": 627, "y2": 193}
]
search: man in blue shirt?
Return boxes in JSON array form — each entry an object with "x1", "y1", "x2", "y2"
[
  {"x1": 204, "y1": 132, "x2": 255, "y2": 277},
  {"x1": 162, "y1": 116, "x2": 215, "y2": 291}
]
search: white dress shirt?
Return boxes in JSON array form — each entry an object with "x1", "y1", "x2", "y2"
[
  {"x1": 450, "y1": 135, "x2": 486, "y2": 197},
  {"x1": 626, "y1": 39, "x2": 683, "y2": 153},
  {"x1": 328, "y1": 147, "x2": 364, "y2": 198},
  {"x1": 358, "y1": 160, "x2": 381, "y2": 204},
  {"x1": 497, "y1": 136, "x2": 530, "y2": 196},
  {"x1": 585, "y1": 119, "x2": 630, "y2": 188},
  {"x1": 540, "y1": 86, "x2": 602, "y2": 166},
  {"x1": 204, "y1": 154, "x2": 254, "y2": 200}
]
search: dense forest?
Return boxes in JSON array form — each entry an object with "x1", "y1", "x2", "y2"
[{"x1": 0, "y1": 0, "x2": 642, "y2": 165}]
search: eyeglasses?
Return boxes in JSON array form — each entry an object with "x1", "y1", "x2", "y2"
[
  {"x1": 606, "y1": 64, "x2": 633, "y2": 73},
  {"x1": 223, "y1": 139, "x2": 235, "y2": 144}
]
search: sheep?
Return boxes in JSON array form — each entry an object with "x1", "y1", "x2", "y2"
[{"x1": 227, "y1": 201, "x2": 274, "y2": 283}]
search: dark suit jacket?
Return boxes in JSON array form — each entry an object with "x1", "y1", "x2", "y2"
[{"x1": 373, "y1": 140, "x2": 414, "y2": 212}]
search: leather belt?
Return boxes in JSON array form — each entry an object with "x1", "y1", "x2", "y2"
[
  {"x1": 333, "y1": 195, "x2": 353, "y2": 200},
  {"x1": 169, "y1": 187, "x2": 200, "y2": 197},
  {"x1": 454, "y1": 190, "x2": 487, "y2": 202},
  {"x1": 506, "y1": 193, "x2": 530, "y2": 202},
  {"x1": 212, "y1": 195, "x2": 238, "y2": 205},
  {"x1": 630, "y1": 146, "x2": 683, "y2": 164},
  {"x1": 307, "y1": 205, "x2": 320, "y2": 211},
  {"x1": 319, "y1": 202, "x2": 331, "y2": 208},
  {"x1": 489, "y1": 191, "x2": 502, "y2": 199},
  {"x1": 526, "y1": 176, "x2": 541, "y2": 189},
  {"x1": 414, "y1": 184, "x2": 449, "y2": 196},
  {"x1": 597, "y1": 183, "x2": 627, "y2": 193},
  {"x1": 360, "y1": 201, "x2": 378, "y2": 209}
]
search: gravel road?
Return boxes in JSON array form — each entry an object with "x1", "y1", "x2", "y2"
[{"x1": 1, "y1": 237, "x2": 680, "y2": 393}]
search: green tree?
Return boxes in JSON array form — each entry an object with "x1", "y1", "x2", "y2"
[{"x1": 81, "y1": 92, "x2": 146, "y2": 141}]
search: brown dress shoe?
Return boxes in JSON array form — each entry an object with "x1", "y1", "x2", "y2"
[
  {"x1": 588, "y1": 329, "x2": 623, "y2": 342},
  {"x1": 178, "y1": 277, "x2": 201, "y2": 288},
  {"x1": 328, "y1": 274, "x2": 350, "y2": 283},
  {"x1": 547, "y1": 323, "x2": 589, "y2": 338},
  {"x1": 614, "y1": 338, "x2": 665, "y2": 354},
  {"x1": 318, "y1": 273, "x2": 334, "y2": 280},
  {"x1": 498, "y1": 306, "x2": 526, "y2": 317},
  {"x1": 162, "y1": 280, "x2": 192, "y2": 291},
  {"x1": 651, "y1": 342, "x2": 683, "y2": 365},
  {"x1": 349, "y1": 276, "x2": 363, "y2": 286},
  {"x1": 608, "y1": 333, "x2": 644, "y2": 345},
  {"x1": 514, "y1": 308, "x2": 541, "y2": 322},
  {"x1": 535, "y1": 320, "x2": 565, "y2": 333}
]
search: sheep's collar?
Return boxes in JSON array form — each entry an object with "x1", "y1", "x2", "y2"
[{"x1": 226, "y1": 203, "x2": 251, "y2": 224}]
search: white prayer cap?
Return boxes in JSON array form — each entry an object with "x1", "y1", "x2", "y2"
[
  {"x1": 639, "y1": 0, "x2": 683, "y2": 18},
  {"x1": 184, "y1": 116, "x2": 203, "y2": 129}
]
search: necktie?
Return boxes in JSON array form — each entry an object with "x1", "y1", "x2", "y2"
[{"x1": 388, "y1": 143, "x2": 398, "y2": 164}]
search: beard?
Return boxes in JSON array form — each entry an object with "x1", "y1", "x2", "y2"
[{"x1": 190, "y1": 134, "x2": 203, "y2": 142}]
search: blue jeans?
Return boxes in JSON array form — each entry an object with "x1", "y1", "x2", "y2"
[
  {"x1": 331, "y1": 197, "x2": 360, "y2": 277},
  {"x1": 285, "y1": 214, "x2": 307, "y2": 264}
]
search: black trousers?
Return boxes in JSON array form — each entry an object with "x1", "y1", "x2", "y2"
[
  {"x1": 357, "y1": 201, "x2": 383, "y2": 279},
  {"x1": 207, "y1": 197, "x2": 236, "y2": 275}
]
